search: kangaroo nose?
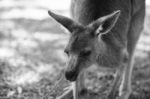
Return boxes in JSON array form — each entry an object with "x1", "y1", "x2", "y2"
[{"x1": 65, "y1": 71, "x2": 78, "y2": 81}]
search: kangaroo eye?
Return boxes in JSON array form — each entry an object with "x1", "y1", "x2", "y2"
[
  {"x1": 80, "y1": 49, "x2": 91, "y2": 56},
  {"x1": 64, "y1": 49, "x2": 69, "y2": 56}
]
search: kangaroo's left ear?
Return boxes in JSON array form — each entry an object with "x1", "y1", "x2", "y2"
[{"x1": 88, "y1": 10, "x2": 121, "y2": 36}]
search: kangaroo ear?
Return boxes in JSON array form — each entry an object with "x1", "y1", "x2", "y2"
[
  {"x1": 48, "y1": 10, "x2": 83, "y2": 33},
  {"x1": 89, "y1": 10, "x2": 120, "y2": 35}
]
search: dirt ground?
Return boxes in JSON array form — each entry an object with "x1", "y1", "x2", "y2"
[{"x1": 0, "y1": 0, "x2": 150, "y2": 99}]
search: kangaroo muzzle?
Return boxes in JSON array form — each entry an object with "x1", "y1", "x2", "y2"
[
  {"x1": 65, "y1": 55, "x2": 79, "y2": 81},
  {"x1": 65, "y1": 70, "x2": 79, "y2": 81}
]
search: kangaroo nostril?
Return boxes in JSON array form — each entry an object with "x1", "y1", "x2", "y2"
[
  {"x1": 65, "y1": 71, "x2": 78, "y2": 81},
  {"x1": 65, "y1": 71, "x2": 71, "y2": 79}
]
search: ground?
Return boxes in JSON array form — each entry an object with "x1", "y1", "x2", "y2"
[{"x1": 0, "y1": 0, "x2": 150, "y2": 99}]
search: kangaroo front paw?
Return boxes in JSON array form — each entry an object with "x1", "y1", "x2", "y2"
[
  {"x1": 118, "y1": 91, "x2": 131, "y2": 99},
  {"x1": 107, "y1": 91, "x2": 118, "y2": 99},
  {"x1": 118, "y1": 94, "x2": 129, "y2": 99}
]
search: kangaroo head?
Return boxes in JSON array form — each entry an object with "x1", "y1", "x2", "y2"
[{"x1": 48, "y1": 10, "x2": 120, "y2": 81}]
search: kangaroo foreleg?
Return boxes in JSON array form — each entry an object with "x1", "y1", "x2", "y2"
[{"x1": 107, "y1": 66, "x2": 124, "y2": 99}]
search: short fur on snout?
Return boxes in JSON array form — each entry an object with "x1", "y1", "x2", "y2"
[{"x1": 48, "y1": 10, "x2": 121, "y2": 81}]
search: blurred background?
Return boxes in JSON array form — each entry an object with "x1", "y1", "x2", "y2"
[{"x1": 0, "y1": 0, "x2": 150, "y2": 99}]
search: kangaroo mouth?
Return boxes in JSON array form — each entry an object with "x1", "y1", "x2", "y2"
[{"x1": 65, "y1": 70, "x2": 79, "y2": 81}]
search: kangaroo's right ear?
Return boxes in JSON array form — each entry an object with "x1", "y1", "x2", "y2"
[{"x1": 48, "y1": 10, "x2": 83, "y2": 33}]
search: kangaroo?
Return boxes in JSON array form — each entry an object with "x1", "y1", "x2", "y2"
[{"x1": 48, "y1": 0, "x2": 145, "y2": 99}]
